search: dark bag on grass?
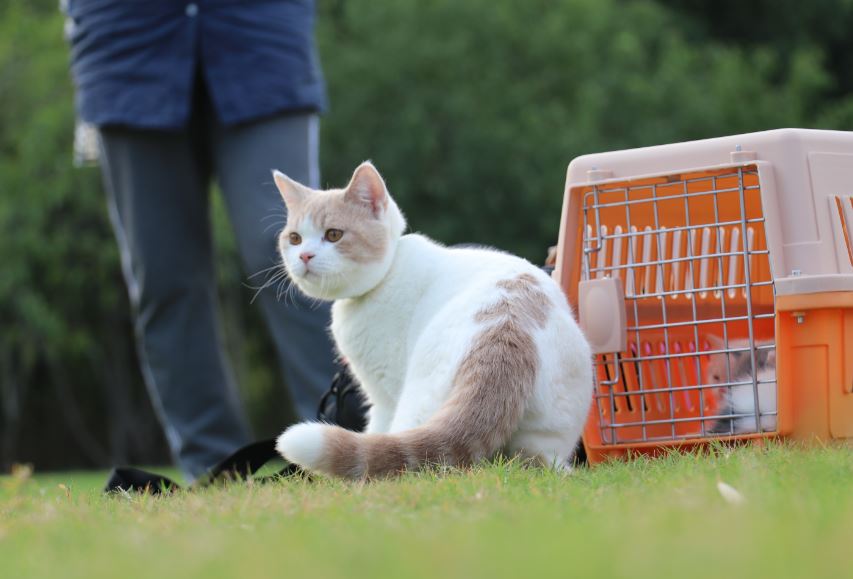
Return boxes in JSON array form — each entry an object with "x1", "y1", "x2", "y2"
[
  {"x1": 104, "y1": 366, "x2": 367, "y2": 494},
  {"x1": 316, "y1": 364, "x2": 369, "y2": 433}
]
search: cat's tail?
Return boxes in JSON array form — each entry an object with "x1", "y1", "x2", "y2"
[
  {"x1": 276, "y1": 379, "x2": 530, "y2": 479},
  {"x1": 276, "y1": 274, "x2": 548, "y2": 478}
]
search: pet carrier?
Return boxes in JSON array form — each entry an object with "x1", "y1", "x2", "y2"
[{"x1": 554, "y1": 129, "x2": 853, "y2": 464}]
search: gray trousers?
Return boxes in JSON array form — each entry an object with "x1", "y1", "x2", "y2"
[{"x1": 98, "y1": 106, "x2": 336, "y2": 480}]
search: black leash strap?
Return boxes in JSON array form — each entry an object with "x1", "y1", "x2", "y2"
[
  {"x1": 104, "y1": 367, "x2": 365, "y2": 495},
  {"x1": 103, "y1": 438, "x2": 303, "y2": 495}
]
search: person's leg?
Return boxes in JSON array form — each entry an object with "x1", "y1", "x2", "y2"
[
  {"x1": 210, "y1": 112, "x2": 337, "y2": 421},
  {"x1": 98, "y1": 126, "x2": 252, "y2": 480}
]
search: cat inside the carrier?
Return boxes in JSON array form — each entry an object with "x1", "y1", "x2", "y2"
[{"x1": 706, "y1": 337, "x2": 777, "y2": 435}]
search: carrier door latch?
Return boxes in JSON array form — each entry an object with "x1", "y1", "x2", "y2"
[{"x1": 578, "y1": 277, "x2": 627, "y2": 354}]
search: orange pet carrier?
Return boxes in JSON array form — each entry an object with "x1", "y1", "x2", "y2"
[{"x1": 554, "y1": 129, "x2": 853, "y2": 464}]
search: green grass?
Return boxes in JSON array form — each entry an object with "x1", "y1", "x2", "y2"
[{"x1": 2, "y1": 443, "x2": 852, "y2": 579}]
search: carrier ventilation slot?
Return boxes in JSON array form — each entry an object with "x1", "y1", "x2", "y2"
[
  {"x1": 584, "y1": 223, "x2": 765, "y2": 299},
  {"x1": 835, "y1": 195, "x2": 853, "y2": 267}
]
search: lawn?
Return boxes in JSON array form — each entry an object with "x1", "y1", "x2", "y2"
[{"x1": 2, "y1": 442, "x2": 852, "y2": 579}]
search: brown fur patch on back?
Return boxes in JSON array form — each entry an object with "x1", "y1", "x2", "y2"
[
  {"x1": 432, "y1": 273, "x2": 552, "y2": 457},
  {"x1": 477, "y1": 273, "x2": 550, "y2": 326}
]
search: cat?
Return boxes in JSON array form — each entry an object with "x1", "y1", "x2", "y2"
[
  {"x1": 272, "y1": 161, "x2": 594, "y2": 478},
  {"x1": 706, "y1": 337, "x2": 777, "y2": 434}
]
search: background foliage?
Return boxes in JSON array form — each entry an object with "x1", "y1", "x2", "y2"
[{"x1": 2, "y1": 0, "x2": 852, "y2": 471}]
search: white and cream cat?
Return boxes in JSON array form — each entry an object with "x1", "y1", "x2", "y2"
[
  {"x1": 707, "y1": 338, "x2": 777, "y2": 434},
  {"x1": 273, "y1": 162, "x2": 593, "y2": 478}
]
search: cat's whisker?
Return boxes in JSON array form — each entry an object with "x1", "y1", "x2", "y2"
[
  {"x1": 247, "y1": 267, "x2": 289, "y2": 304},
  {"x1": 244, "y1": 268, "x2": 285, "y2": 292},
  {"x1": 247, "y1": 263, "x2": 284, "y2": 280},
  {"x1": 264, "y1": 220, "x2": 287, "y2": 234},
  {"x1": 286, "y1": 278, "x2": 305, "y2": 307},
  {"x1": 288, "y1": 282, "x2": 301, "y2": 307},
  {"x1": 276, "y1": 276, "x2": 293, "y2": 304},
  {"x1": 260, "y1": 212, "x2": 286, "y2": 222},
  {"x1": 266, "y1": 265, "x2": 301, "y2": 307}
]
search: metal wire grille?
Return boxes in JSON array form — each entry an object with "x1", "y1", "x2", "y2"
[{"x1": 581, "y1": 166, "x2": 777, "y2": 445}]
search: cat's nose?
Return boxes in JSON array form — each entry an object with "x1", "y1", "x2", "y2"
[{"x1": 299, "y1": 252, "x2": 315, "y2": 264}]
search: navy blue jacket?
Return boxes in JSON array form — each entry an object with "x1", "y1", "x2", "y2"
[{"x1": 65, "y1": 0, "x2": 326, "y2": 129}]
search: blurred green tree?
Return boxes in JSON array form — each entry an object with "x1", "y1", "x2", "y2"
[{"x1": 661, "y1": 0, "x2": 853, "y2": 97}]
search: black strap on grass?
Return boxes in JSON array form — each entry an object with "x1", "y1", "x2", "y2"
[
  {"x1": 104, "y1": 367, "x2": 365, "y2": 495},
  {"x1": 103, "y1": 438, "x2": 305, "y2": 495}
]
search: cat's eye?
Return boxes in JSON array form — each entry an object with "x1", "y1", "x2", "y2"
[
  {"x1": 712, "y1": 374, "x2": 721, "y2": 381},
  {"x1": 288, "y1": 232, "x2": 302, "y2": 245},
  {"x1": 325, "y1": 228, "x2": 344, "y2": 243}
]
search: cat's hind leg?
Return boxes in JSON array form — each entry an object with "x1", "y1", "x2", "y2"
[
  {"x1": 506, "y1": 429, "x2": 578, "y2": 471},
  {"x1": 387, "y1": 377, "x2": 450, "y2": 433},
  {"x1": 386, "y1": 339, "x2": 460, "y2": 433},
  {"x1": 365, "y1": 398, "x2": 395, "y2": 434}
]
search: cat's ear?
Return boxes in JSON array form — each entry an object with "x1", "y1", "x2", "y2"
[
  {"x1": 705, "y1": 334, "x2": 725, "y2": 352},
  {"x1": 345, "y1": 161, "x2": 388, "y2": 217},
  {"x1": 273, "y1": 170, "x2": 311, "y2": 208}
]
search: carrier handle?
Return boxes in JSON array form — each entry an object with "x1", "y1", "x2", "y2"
[{"x1": 578, "y1": 277, "x2": 627, "y2": 355}]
